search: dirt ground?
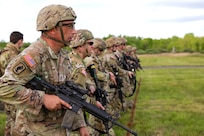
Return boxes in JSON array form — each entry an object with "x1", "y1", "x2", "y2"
[{"x1": 138, "y1": 52, "x2": 201, "y2": 57}]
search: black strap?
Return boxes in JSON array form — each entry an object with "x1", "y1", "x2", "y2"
[
  {"x1": 83, "y1": 110, "x2": 108, "y2": 134},
  {"x1": 42, "y1": 26, "x2": 70, "y2": 47}
]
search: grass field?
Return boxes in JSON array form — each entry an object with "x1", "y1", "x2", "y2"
[
  {"x1": 114, "y1": 53, "x2": 204, "y2": 136},
  {"x1": 0, "y1": 53, "x2": 204, "y2": 136}
]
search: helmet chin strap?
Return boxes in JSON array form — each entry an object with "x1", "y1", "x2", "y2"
[
  {"x1": 85, "y1": 48, "x2": 91, "y2": 57},
  {"x1": 58, "y1": 22, "x2": 69, "y2": 47},
  {"x1": 42, "y1": 22, "x2": 70, "y2": 46}
]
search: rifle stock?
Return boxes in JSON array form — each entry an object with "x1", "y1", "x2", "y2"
[{"x1": 28, "y1": 77, "x2": 138, "y2": 136}]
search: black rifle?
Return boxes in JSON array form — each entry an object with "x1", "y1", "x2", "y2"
[
  {"x1": 109, "y1": 65, "x2": 125, "y2": 111},
  {"x1": 87, "y1": 64, "x2": 108, "y2": 106},
  {"x1": 27, "y1": 77, "x2": 138, "y2": 136},
  {"x1": 122, "y1": 53, "x2": 143, "y2": 71}
]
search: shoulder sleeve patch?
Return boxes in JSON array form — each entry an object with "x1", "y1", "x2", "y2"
[
  {"x1": 23, "y1": 54, "x2": 36, "y2": 68},
  {"x1": 13, "y1": 62, "x2": 26, "y2": 75}
]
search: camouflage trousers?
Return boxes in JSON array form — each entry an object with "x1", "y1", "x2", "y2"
[
  {"x1": 11, "y1": 110, "x2": 67, "y2": 136},
  {"x1": 4, "y1": 103, "x2": 16, "y2": 136},
  {"x1": 87, "y1": 115, "x2": 115, "y2": 136}
]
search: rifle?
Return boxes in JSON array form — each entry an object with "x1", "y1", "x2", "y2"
[
  {"x1": 114, "y1": 54, "x2": 127, "y2": 70},
  {"x1": 87, "y1": 64, "x2": 108, "y2": 106},
  {"x1": 27, "y1": 76, "x2": 138, "y2": 136},
  {"x1": 122, "y1": 53, "x2": 143, "y2": 71}
]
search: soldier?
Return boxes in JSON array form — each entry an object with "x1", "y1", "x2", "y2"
[
  {"x1": 0, "y1": 31, "x2": 24, "y2": 75},
  {"x1": 0, "y1": 31, "x2": 24, "y2": 136},
  {"x1": 89, "y1": 38, "x2": 116, "y2": 88},
  {"x1": 125, "y1": 45, "x2": 142, "y2": 71},
  {"x1": 124, "y1": 45, "x2": 137, "y2": 70},
  {"x1": 114, "y1": 37, "x2": 127, "y2": 66},
  {"x1": 115, "y1": 38, "x2": 137, "y2": 110},
  {"x1": 85, "y1": 38, "x2": 117, "y2": 136},
  {"x1": 68, "y1": 29, "x2": 105, "y2": 136},
  {"x1": 124, "y1": 45, "x2": 135, "y2": 69},
  {"x1": 68, "y1": 29, "x2": 96, "y2": 93},
  {"x1": 0, "y1": 4, "x2": 89, "y2": 136},
  {"x1": 104, "y1": 36, "x2": 135, "y2": 111}
]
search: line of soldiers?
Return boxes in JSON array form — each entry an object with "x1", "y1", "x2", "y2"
[
  {"x1": 68, "y1": 29, "x2": 142, "y2": 136},
  {"x1": 0, "y1": 4, "x2": 142, "y2": 136}
]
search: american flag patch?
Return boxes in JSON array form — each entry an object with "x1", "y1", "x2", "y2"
[{"x1": 23, "y1": 54, "x2": 36, "y2": 68}]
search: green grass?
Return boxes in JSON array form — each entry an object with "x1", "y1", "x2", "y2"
[
  {"x1": 1, "y1": 53, "x2": 204, "y2": 136},
  {"x1": 113, "y1": 53, "x2": 204, "y2": 136},
  {"x1": 139, "y1": 53, "x2": 204, "y2": 66},
  {"x1": 0, "y1": 113, "x2": 5, "y2": 136}
]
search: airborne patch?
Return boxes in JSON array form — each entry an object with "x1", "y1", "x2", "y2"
[
  {"x1": 13, "y1": 62, "x2": 26, "y2": 75},
  {"x1": 23, "y1": 54, "x2": 36, "y2": 68}
]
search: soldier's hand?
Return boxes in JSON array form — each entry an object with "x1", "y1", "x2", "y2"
[
  {"x1": 109, "y1": 72, "x2": 117, "y2": 85},
  {"x1": 43, "y1": 94, "x2": 72, "y2": 111},
  {"x1": 88, "y1": 85, "x2": 96, "y2": 94},
  {"x1": 95, "y1": 101, "x2": 105, "y2": 110},
  {"x1": 128, "y1": 71, "x2": 134, "y2": 78},
  {"x1": 79, "y1": 126, "x2": 90, "y2": 136}
]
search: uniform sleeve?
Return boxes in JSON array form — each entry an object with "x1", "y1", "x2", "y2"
[
  {"x1": 0, "y1": 50, "x2": 14, "y2": 74},
  {"x1": 97, "y1": 70, "x2": 109, "y2": 81},
  {"x1": 0, "y1": 52, "x2": 44, "y2": 115}
]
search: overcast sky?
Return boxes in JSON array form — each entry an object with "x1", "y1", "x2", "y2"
[{"x1": 1, "y1": 0, "x2": 204, "y2": 42}]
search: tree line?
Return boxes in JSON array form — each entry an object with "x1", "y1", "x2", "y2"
[
  {"x1": 1, "y1": 33, "x2": 204, "y2": 54},
  {"x1": 121, "y1": 33, "x2": 204, "y2": 54}
]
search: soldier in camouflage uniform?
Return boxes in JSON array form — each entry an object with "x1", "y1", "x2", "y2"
[
  {"x1": 0, "y1": 4, "x2": 90, "y2": 136},
  {"x1": 68, "y1": 29, "x2": 95, "y2": 89},
  {"x1": 0, "y1": 31, "x2": 24, "y2": 136},
  {"x1": 124, "y1": 45, "x2": 136, "y2": 69},
  {"x1": 68, "y1": 30, "x2": 105, "y2": 136},
  {"x1": 125, "y1": 45, "x2": 142, "y2": 71},
  {"x1": 0, "y1": 31, "x2": 24, "y2": 75},
  {"x1": 84, "y1": 38, "x2": 117, "y2": 136},
  {"x1": 114, "y1": 38, "x2": 136, "y2": 110},
  {"x1": 113, "y1": 37, "x2": 127, "y2": 67},
  {"x1": 103, "y1": 36, "x2": 134, "y2": 111}
]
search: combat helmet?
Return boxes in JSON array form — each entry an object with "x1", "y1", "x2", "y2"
[
  {"x1": 132, "y1": 46, "x2": 137, "y2": 51},
  {"x1": 105, "y1": 36, "x2": 119, "y2": 48},
  {"x1": 36, "y1": 4, "x2": 77, "y2": 31},
  {"x1": 125, "y1": 45, "x2": 133, "y2": 52},
  {"x1": 70, "y1": 29, "x2": 94, "y2": 48},
  {"x1": 93, "y1": 38, "x2": 106, "y2": 51},
  {"x1": 118, "y1": 37, "x2": 127, "y2": 45}
]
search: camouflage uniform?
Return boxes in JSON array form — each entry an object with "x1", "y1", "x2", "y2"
[
  {"x1": 0, "y1": 4, "x2": 84, "y2": 136},
  {"x1": 0, "y1": 42, "x2": 21, "y2": 75},
  {"x1": 0, "y1": 32, "x2": 23, "y2": 136},
  {"x1": 125, "y1": 45, "x2": 136, "y2": 70},
  {"x1": 68, "y1": 29, "x2": 96, "y2": 136},
  {"x1": 83, "y1": 38, "x2": 116, "y2": 136},
  {"x1": 104, "y1": 37, "x2": 135, "y2": 111},
  {"x1": 116, "y1": 38, "x2": 137, "y2": 110},
  {"x1": 0, "y1": 38, "x2": 72, "y2": 136},
  {"x1": 68, "y1": 29, "x2": 95, "y2": 91}
]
